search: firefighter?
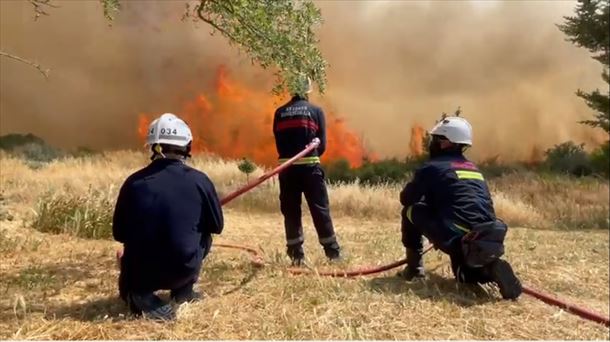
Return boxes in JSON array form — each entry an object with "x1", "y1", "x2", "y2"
[
  {"x1": 113, "y1": 113, "x2": 224, "y2": 320},
  {"x1": 272, "y1": 75, "x2": 341, "y2": 265},
  {"x1": 398, "y1": 116, "x2": 522, "y2": 300}
]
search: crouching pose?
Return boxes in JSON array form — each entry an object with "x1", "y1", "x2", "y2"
[
  {"x1": 113, "y1": 113, "x2": 223, "y2": 320},
  {"x1": 398, "y1": 116, "x2": 522, "y2": 300}
]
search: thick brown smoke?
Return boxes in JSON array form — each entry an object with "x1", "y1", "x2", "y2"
[{"x1": 1, "y1": 0, "x2": 607, "y2": 161}]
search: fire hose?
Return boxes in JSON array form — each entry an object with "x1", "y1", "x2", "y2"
[
  {"x1": 213, "y1": 138, "x2": 609, "y2": 328},
  {"x1": 115, "y1": 138, "x2": 608, "y2": 327}
]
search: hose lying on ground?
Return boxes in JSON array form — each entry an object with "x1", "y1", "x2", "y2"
[
  {"x1": 215, "y1": 242, "x2": 610, "y2": 328},
  {"x1": 214, "y1": 139, "x2": 610, "y2": 328}
]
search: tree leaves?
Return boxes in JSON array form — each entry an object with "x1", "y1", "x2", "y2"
[
  {"x1": 188, "y1": 0, "x2": 328, "y2": 96},
  {"x1": 558, "y1": 0, "x2": 609, "y2": 134},
  {"x1": 238, "y1": 158, "x2": 257, "y2": 182},
  {"x1": 8, "y1": 0, "x2": 329, "y2": 96},
  {"x1": 100, "y1": 0, "x2": 121, "y2": 22}
]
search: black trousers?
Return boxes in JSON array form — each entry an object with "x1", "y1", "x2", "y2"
[
  {"x1": 118, "y1": 235, "x2": 212, "y2": 301},
  {"x1": 279, "y1": 164, "x2": 339, "y2": 258},
  {"x1": 401, "y1": 203, "x2": 492, "y2": 283}
]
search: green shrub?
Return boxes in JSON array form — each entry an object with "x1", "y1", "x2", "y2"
[
  {"x1": 13, "y1": 142, "x2": 63, "y2": 163},
  {"x1": 70, "y1": 146, "x2": 99, "y2": 158},
  {"x1": 328, "y1": 142, "x2": 607, "y2": 185},
  {"x1": 0, "y1": 133, "x2": 63, "y2": 164},
  {"x1": 32, "y1": 188, "x2": 114, "y2": 239},
  {"x1": 238, "y1": 158, "x2": 257, "y2": 182},
  {"x1": 478, "y1": 156, "x2": 531, "y2": 178},
  {"x1": 0, "y1": 133, "x2": 46, "y2": 150},
  {"x1": 590, "y1": 141, "x2": 609, "y2": 178},
  {"x1": 356, "y1": 158, "x2": 410, "y2": 185},
  {"x1": 324, "y1": 159, "x2": 357, "y2": 184},
  {"x1": 543, "y1": 141, "x2": 592, "y2": 177}
]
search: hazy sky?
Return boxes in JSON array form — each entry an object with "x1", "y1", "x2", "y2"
[{"x1": 0, "y1": 0, "x2": 606, "y2": 160}]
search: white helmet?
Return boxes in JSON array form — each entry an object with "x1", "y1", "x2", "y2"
[
  {"x1": 146, "y1": 113, "x2": 192, "y2": 147},
  {"x1": 429, "y1": 116, "x2": 473, "y2": 146}
]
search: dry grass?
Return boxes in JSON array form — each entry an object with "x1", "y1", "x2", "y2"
[
  {"x1": 0, "y1": 152, "x2": 609, "y2": 339},
  {"x1": 1, "y1": 153, "x2": 608, "y2": 229}
]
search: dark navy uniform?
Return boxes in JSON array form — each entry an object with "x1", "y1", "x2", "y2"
[
  {"x1": 273, "y1": 95, "x2": 340, "y2": 260},
  {"x1": 113, "y1": 158, "x2": 223, "y2": 299},
  {"x1": 400, "y1": 151, "x2": 503, "y2": 283}
]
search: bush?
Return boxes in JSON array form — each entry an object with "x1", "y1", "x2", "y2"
[
  {"x1": 590, "y1": 141, "x2": 609, "y2": 178},
  {"x1": 543, "y1": 141, "x2": 592, "y2": 177},
  {"x1": 0, "y1": 133, "x2": 46, "y2": 150},
  {"x1": 13, "y1": 143, "x2": 63, "y2": 163},
  {"x1": 0, "y1": 133, "x2": 63, "y2": 164},
  {"x1": 32, "y1": 188, "x2": 114, "y2": 239},
  {"x1": 237, "y1": 158, "x2": 257, "y2": 182},
  {"x1": 327, "y1": 141, "x2": 609, "y2": 184},
  {"x1": 478, "y1": 155, "x2": 512, "y2": 178},
  {"x1": 70, "y1": 146, "x2": 99, "y2": 158},
  {"x1": 356, "y1": 158, "x2": 410, "y2": 185},
  {"x1": 324, "y1": 159, "x2": 357, "y2": 184},
  {"x1": 325, "y1": 158, "x2": 418, "y2": 185}
]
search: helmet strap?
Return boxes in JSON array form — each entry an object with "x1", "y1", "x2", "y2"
[
  {"x1": 151, "y1": 144, "x2": 166, "y2": 160},
  {"x1": 151, "y1": 143, "x2": 191, "y2": 162}
]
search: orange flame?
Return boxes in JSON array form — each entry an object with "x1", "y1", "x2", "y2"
[
  {"x1": 137, "y1": 66, "x2": 368, "y2": 168},
  {"x1": 409, "y1": 124, "x2": 425, "y2": 156}
]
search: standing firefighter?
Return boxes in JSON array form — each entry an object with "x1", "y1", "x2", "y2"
[
  {"x1": 273, "y1": 76, "x2": 341, "y2": 265},
  {"x1": 398, "y1": 115, "x2": 522, "y2": 300},
  {"x1": 113, "y1": 113, "x2": 223, "y2": 320}
]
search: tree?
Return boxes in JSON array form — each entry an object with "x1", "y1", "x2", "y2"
[
  {"x1": 1, "y1": 0, "x2": 328, "y2": 96},
  {"x1": 237, "y1": 158, "x2": 257, "y2": 182},
  {"x1": 0, "y1": 0, "x2": 119, "y2": 78},
  {"x1": 558, "y1": 0, "x2": 610, "y2": 134}
]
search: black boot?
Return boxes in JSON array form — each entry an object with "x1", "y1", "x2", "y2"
[
  {"x1": 397, "y1": 248, "x2": 425, "y2": 281},
  {"x1": 484, "y1": 259, "x2": 522, "y2": 300},
  {"x1": 126, "y1": 292, "x2": 175, "y2": 321},
  {"x1": 323, "y1": 242, "x2": 342, "y2": 262},
  {"x1": 291, "y1": 258, "x2": 305, "y2": 267},
  {"x1": 288, "y1": 245, "x2": 305, "y2": 266},
  {"x1": 171, "y1": 283, "x2": 203, "y2": 304}
]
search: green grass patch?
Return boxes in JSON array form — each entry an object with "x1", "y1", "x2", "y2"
[{"x1": 32, "y1": 188, "x2": 114, "y2": 239}]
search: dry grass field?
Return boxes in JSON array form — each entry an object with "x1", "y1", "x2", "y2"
[{"x1": 1, "y1": 152, "x2": 609, "y2": 339}]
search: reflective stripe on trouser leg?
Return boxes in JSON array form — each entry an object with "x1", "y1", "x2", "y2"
[
  {"x1": 286, "y1": 235, "x2": 304, "y2": 246},
  {"x1": 319, "y1": 235, "x2": 337, "y2": 245},
  {"x1": 303, "y1": 165, "x2": 338, "y2": 247}
]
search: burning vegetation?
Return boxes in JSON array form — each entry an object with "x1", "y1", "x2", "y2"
[{"x1": 138, "y1": 66, "x2": 371, "y2": 168}]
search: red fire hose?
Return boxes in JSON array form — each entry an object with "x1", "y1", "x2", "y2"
[
  {"x1": 118, "y1": 139, "x2": 609, "y2": 328},
  {"x1": 285, "y1": 245, "x2": 433, "y2": 277},
  {"x1": 216, "y1": 240, "x2": 610, "y2": 328},
  {"x1": 219, "y1": 138, "x2": 320, "y2": 206},
  {"x1": 521, "y1": 285, "x2": 609, "y2": 327},
  {"x1": 213, "y1": 140, "x2": 609, "y2": 328}
]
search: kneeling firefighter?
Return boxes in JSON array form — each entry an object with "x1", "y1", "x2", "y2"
[
  {"x1": 113, "y1": 113, "x2": 224, "y2": 320},
  {"x1": 398, "y1": 115, "x2": 522, "y2": 300}
]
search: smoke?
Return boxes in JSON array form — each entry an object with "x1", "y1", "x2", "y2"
[
  {"x1": 0, "y1": 0, "x2": 607, "y2": 160},
  {"x1": 0, "y1": 0, "x2": 267, "y2": 150},
  {"x1": 314, "y1": 0, "x2": 607, "y2": 160}
]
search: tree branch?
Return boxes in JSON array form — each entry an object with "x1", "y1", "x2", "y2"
[
  {"x1": 29, "y1": 0, "x2": 58, "y2": 20},
  {"x1": 0, "y1": 51, "x2": 50, "y2": 79},
  {"x1": 196, "y1": 1, "x2": 238, "y2": 41}
]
